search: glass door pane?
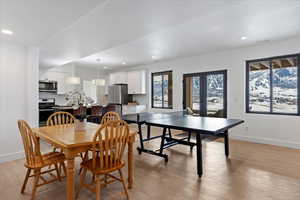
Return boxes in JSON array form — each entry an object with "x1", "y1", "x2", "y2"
[
  {"x1": 183, "y1": 76, "x2": 201, "y2": 114},
  {"x1": 248, "y1": 61, "x2": 271, "y2": 112},
  {"x1": 192, "y1": 76, "x2": 200, "y2": 112},
  {"x1": 272, "y1": 56, "x2": 298, "y2": 114},
  {"x1": 153, "y1": 75, "x2": 163, "y2": 107},
  {"x1": 206, "y1": 73, "x2": 225, "y2": 117},
  {"x1": 163, "y1": 74, "x2": 169, "y2": 107}
]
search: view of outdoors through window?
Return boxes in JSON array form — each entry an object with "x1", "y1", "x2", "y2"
[
  {"x1": 249, "y1": 61, "x2": 271, "y2": 112},
  {"x1": 184, "y1": 72, "x2": 225, "y2": 117},
  {"x1": 152, "y1": 72, "x2": 172, "y2": 108},
  {"x1": 163, "y1": 74, "x2": 169, "y2": 107},
  {"x1": 207, "y1": 74, "x2": 224, "y2": 116},
  {"x1": 153, "y1": 75, "x2": 163, "y2": 107},
  {"x1": 192, "y1": 77, "x2": 200, "y2": 110},
  {"x1": 272, "y1": 58, "x2": 297, "y2": 113},
  {"x1": 248, "y1": 56, "x2": 298, "y2": 114}
]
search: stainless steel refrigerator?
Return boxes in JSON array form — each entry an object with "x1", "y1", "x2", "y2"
[{"x1": 108, "y1": 84, "x2": 128, "y2": 104}]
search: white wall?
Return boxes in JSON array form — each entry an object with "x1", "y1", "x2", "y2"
[
  {"x1": 27, "y1": 47, "x2": 39, "y2": 126},
  {"x1": 0, "y1": 41, "x2": 39, "y2": 163},
  {"x1": 133, "y1": 36, "x2": 300, "y2": 149}
]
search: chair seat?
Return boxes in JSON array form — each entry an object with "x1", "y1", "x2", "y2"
[
  {"x1": 81, "y1": 157, "x2": 125, "y2": 175},
  {"x1": 25, "y1": 152, "x2": 65, "y2": 169}
]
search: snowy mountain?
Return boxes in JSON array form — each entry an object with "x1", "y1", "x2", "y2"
[
  {"x1": 190, "y1": 75, "x2": 224, "y2": 97},
  {"x1": 249, "y1": 68, "x2": 297, "y2": 91}
]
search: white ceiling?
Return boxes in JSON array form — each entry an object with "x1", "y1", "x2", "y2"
[
  {"x1": 0, "y1": 0, "x2": 103, "y2": 45},
  {"x1": 2, "y1": 0, "x2": 300, "y2": 70}
]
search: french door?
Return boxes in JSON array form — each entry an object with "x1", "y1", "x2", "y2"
[{"x1": 183, "y1": 70, "x2": 227, "y2": 118}]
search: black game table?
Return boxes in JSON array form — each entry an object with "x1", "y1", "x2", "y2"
[{"x1": 122, "y1": 111, "x2": 244, "y2": 177}]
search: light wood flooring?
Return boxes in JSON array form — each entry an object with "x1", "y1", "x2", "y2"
[{"x1": 1, "y1": 126, "x2": 300, "y2": 200}]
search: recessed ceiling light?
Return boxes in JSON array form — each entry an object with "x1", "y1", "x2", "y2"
[
  {"x1": 103, "y1": 66, "x2": 108, "y2": 69},
  {"x1": 240, "y1": 36, "x2": 247, "y2": 40},
  {"x1": 122, "y1": 62, "x2": 126, "y2": 65},
  {"x1": 152, "y1": 56, "x2": 156, "y2": 59},
  {"x1": 1, "y1": 29, "x2": 13, "y2": 35}
]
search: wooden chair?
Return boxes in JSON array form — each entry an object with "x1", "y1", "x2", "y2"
[
  {"x1": 80, "y1": 112, "x2": 121, "y2": 174},
  {"x1": 46, "y1": 112, "x2": 82, "y2": 174},
  {"x1": 18, "y1": 120, "x2": 66, "y2": 200},
  {"x1": 100, "y1": 111, "x2": 120, "y2": 124},
  {"x1": 46, "y1": 111, "x2": 76, "y2": 126},
  {"x1": 77, "y1": 120, "x2": 130, "y2": 200},
  {"x1": 47, "y1": 112, "x2": 76, "y2": 152}
]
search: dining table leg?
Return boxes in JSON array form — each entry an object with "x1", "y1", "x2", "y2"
[
  {"x1": 128, "y1": 140, "x2": 133, "y2": 189},
  {"x1": 65, "y1": 150, "x2": 75, "y2": 200}
]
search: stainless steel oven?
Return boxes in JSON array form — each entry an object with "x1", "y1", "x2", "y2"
[
  {"x1": 39, "y1": 80, "x2": 57, "y2": 93},
  {"x1": 39, "y1": 98, "x2": 55, "y2": 126}
]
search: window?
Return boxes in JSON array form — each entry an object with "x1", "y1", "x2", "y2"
[
  {"x1": 152, "y1": 71, "x2": 173, "y2": 108},
  {"x1": 246, "y1": 54, "x2": 299, "y2": 115}
]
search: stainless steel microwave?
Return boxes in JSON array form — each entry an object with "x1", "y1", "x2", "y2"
[{"x1": 39, "y1": 80, "x2": 57, "y2": 93}]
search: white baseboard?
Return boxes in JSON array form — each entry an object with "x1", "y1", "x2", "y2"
[
  {"x1": 231, "y1": 135, "x2": 300, "y2": 149},
  {"x1": 0, "y1": 151, "x2": 24, "y2": 163},
  {"x1": 0, "y1": 143, "x2": 52, "y2": 164}
]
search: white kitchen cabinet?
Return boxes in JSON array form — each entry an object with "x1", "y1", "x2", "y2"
[
  {"x1": 109, "y1": 70, "x2": 146, "y2": 94},
  {"x1": 56, "y1": 72, "x2": 67, "y2": 95},
  {"x1": 109, "y1": 71, "x2": 128, "y2": 85},
  {"x1": 127, "y1": 70, "x2": 146, "y2": 94}
]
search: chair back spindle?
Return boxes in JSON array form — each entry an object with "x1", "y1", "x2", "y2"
[{"x1": 91, "y1": 120, "x2": 129, "y2": 170}]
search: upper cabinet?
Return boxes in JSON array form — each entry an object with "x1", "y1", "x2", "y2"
[
  {"x1": 109, "y1": 71, "x2": 128, "y2": 85},
  {"x1": 109, "y1": 69, "x2": 147, "y2": 94},
  {"x1": 40, "y1": 71, "x2": 69, "y2": 95},
  {"x1": 127, "y1": 70, "x2": 146, "y2": 94}
]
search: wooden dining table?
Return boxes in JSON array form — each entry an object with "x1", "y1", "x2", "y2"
[{"x1": 33, "y1": 122, "x2": 136, "y2": 200}]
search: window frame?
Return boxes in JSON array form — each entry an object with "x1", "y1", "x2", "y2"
[
  {"x1": 151, "y1": 70, "x2": 173, "y2": 109},
  {"x1": 245, "y1": 53, "x2": 300, "y2": 116}
]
